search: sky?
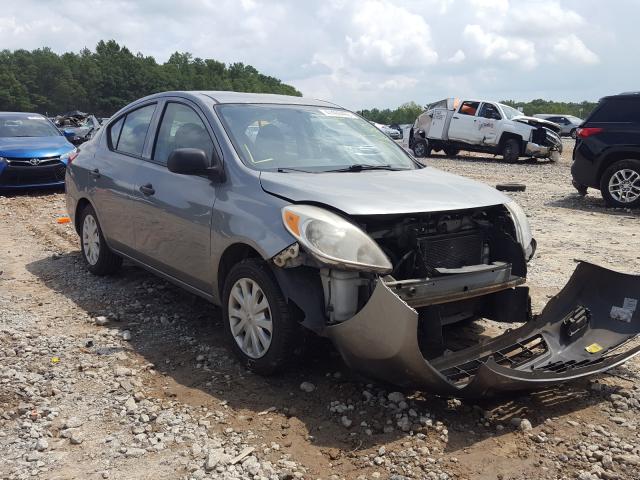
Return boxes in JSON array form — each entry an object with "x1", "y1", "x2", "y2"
[{"x1": 0, "y1": 0, "x2": 635, "y2": 110}]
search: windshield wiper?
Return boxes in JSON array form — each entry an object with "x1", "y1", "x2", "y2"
[
  {"x1": 325, "y1": 164, "x2": 407, "y2": 172},
  {"x1": 276, "y1": 167, "x2": 315, "y2": 173}
]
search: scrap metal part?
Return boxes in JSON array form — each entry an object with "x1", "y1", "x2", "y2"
[{"x1": 327, "y1": 262, "x2": 640, "y2": 397}]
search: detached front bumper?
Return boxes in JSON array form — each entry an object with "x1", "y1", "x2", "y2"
[{"x1": 327, "y1": 262, "x2": 640, "y2": 397}]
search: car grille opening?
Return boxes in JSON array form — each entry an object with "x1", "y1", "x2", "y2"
[
  {"x1": 419, "y1": 230, "x2": 485, "y2": 270},
  {"x1": 1, "y1": 160, "x2": 66, "y2": 186}
]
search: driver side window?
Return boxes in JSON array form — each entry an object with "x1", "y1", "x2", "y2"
[
  {"x1": 479, "y1": 103, "x2": 501, "y2": 120},
  {"x1": 153, "y1": 102, "x2": 214, "y2": 166}
]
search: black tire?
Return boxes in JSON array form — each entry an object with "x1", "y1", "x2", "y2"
[
  {"x1": 600, "y1": 159, "x2": 640, "y2": 208},
  {"x1": 502, "y1": 138, "x2": 521, "y2": 163},
  {"x1": 413, "y1": 139, "x2": 429, "y2": 158},
  {"x1": 496, "y1": 183, "x2": 526, "y2": 192},
  {"x1": 570, "y1": 128, "x2": 577, "y2": 139},
  {"x1": 444, "y1": 147, "x2": 460, "y2": 157},
  {"x1": 222, "y1": 258, "x2": 300, "y2": 375},
  {"x1": 79, "y1": 205, "x2": 122, "y2": 275}
]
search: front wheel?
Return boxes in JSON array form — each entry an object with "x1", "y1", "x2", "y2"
[
  {"x1": 413, "y1": 139, "x2": 429, "y2": 158},
  {"x1": 502, "y1": 138, "x2": 521, "y2": 163},
  {"x1": 600, "y1": 159, "x2": 640, "y2": 208},
  {"x1": 222, "y1": 258, "x2": 300, "y2": 375},
  {"x1": 570, "y1": 128, "x2": 577, "y2": 139},
  {"x1": 79, "y1": 205, "x2": 122, "y2": 275}
]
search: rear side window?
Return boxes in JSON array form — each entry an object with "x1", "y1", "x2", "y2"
[
  {"x1": 590, "y1": 98, "x2": 640, "y2": 123},
  {"x1": 153, "y1": 102, "x2": 214, "y2": 165},
  {"x1": 459, "y1": 101, "x2": 479, "y2": 116},
  {"x1": 111, "y1": 104, "x2": 156, "y2": 156}
]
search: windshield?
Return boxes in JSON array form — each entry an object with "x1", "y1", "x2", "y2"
[
  {"x1": 216, "y1": 104, "x2": 420, "y2": 172},
  {"x1": 566, "y1": 115, "x2": 583, "y2": 124},
  {"x1": 499, "y1": 104, "x2": 523, "y2": 120},
  {"x1": 0, "y1": 116, "x2": 61, "y2": 138}
]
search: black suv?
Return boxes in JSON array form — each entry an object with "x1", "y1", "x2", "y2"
[{"x1": 572, "y1": 92, "x2": 640, "y2": 208}]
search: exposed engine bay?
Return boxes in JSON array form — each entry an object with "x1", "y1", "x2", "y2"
[
  {"x1": 273, "y1": 206, "x2": 640, "y2": 398},
  {"x1": 357, "y1": 206, "x2": 523, "y2": 280}
]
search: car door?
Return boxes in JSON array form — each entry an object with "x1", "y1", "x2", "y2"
[
  {"x1": 447, "y1": 101, "x2": 480, "y2": 143},
  {"x1": 476, "y1": 103, "x2": 502, "y2": 145},
  {"x1": 130, "y1": 99, "x2": 218, "y2": 293},
  {"x1": 89, "y1": 103, "x2": 157, "y2": 255}
]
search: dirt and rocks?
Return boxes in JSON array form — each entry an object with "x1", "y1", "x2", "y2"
[{"x1": 1, "y1": 139, "x2": 639, "y2": 480}]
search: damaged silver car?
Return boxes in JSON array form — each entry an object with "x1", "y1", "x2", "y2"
[{"x1": 65, "y1": 91, "x2": 640, "y2": 398}]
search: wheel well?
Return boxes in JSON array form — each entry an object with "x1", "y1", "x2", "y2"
[
  {"x1": 597, "y1": 151, "x2": 640, "y2": 183},
  {"x1": 74, "y1": 198, "x2": 91, "y2": 234},
  {"x1": 498, "y1": 133, "x2": 523, "y2": 153},
  {"x1": 217, "y1": 243, "x2": 262, "y2": 297}
]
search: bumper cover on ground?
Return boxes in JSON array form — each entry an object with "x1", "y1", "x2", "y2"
[{"x1": 327, "y1": 262, "x2": 640, "y2": 397}]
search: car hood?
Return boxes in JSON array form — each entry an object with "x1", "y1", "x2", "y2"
[
  {"x1": 260, "y1": 167, "x2": 511, "y2": 215},
  {"x1": 513, "y1": 116, "x2": 562, "y2": 134},
  {"x1": 0, "y1": 136, "x2": 74, "y2": 158}
]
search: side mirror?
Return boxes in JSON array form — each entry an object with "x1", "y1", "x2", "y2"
[{"x1": 167, "y1": 148, "x2": 224, "y2": 181}]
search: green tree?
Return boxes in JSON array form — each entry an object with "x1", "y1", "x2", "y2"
[{"x1": 0, "y1": 41, "x2": 301, "y2": 116}]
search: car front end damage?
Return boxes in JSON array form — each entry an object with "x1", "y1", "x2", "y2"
[
  {"x1": 516, "y1": 116, "x2": 564, "y2": 161},
  {"x1": 272, "y1": 203, "x2": 640, "y2": 398}
]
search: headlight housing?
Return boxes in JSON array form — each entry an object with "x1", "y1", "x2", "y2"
[
  {"x1": 282, "y1": 204, "x2": 392, "y2": 274},
  {"x1": 505, "y1": 201, "x2": 534, "y2": 260}
]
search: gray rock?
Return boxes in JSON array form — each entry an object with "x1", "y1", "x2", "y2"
[
  {"x1": 125, "y1": 447, "x2": 146, "y2": 458},
  {"x1": 95, "y1": 316, "x2": 108, "y2": 326},
  {"x1": 64, "y1": 416, "x2": 83, "y2": 429},
  {"x1": 519, "y1": 419, "x2": 533, "y2": 431},
  {"x1": 35, "y1": 438, "x2": 49, "y2": 451},
  {"x1": 205, "y1": 449, "x2": 226, "y2": 471},
  {"x1": 341, "y1": 416, "x2": 353, "y2": 428},
  {"x1": 299, "y1": 382, "x2": 316, "y2": 393},
  {"x1": 121, "y1": 330, "x2": 132, "y2": 341},
  {"x1": 388, "y1": 392, "x2": 405, "y2": 404},
  {"x1": 70, "y1": 431, "x2": 84, "y2": 445},
  {"x1": 613, "y1": 453, "x2": 640, "y2": 465}
]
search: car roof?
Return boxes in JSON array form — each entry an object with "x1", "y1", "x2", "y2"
[
  {"x1": 601, "y1": 91, "x2": 640, "y2": 101},
  {"x1": 0, "y1": 112, "x2": 47, "y2": 118},
  {"x1": 136, "y1": 91, "x2": 342, "y2": 108}
]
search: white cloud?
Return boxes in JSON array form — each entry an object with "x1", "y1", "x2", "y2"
[
  {"x1": 345, "y1": 0, "x2": 438, "y2": 71},
  {"x1": 0, "y1": 0, "x2": 627, "y2": 109},
  {"x1": 447, "y1": 49, "x2": 466, "y2": 63},
  {"x1": 551, "y1": 34, "x2": 599, "y2": 65},
  {"x1": 463, "y1": 24, "x2": 537, "y2": 69}
]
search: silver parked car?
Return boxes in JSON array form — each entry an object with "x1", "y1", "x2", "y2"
[
  {"x1": 533, "y1": 114, "x2": 583, "y2": 138},
  {"x1": 66, "y1": 91, "x2": 640, "y2": 397}
]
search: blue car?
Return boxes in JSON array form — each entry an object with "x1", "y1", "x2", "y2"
[{"x1": 0, "y1": 112, "x2": 77, "y2": 190}]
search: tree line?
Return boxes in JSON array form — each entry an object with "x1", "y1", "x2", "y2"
[
  {"x1": 360, "y1": 98, "x2": 599, "y2": 125},
  {"x1": 0, "y1": 40, "x2": 301, "y2": 116}
]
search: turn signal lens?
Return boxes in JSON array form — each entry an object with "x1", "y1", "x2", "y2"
[{"x1": 283, "y1": 210, "x2": 300, "y2": 236}]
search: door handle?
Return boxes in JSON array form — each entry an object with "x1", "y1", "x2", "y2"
[
  {"x1": 139, "y1": 183, "x2": 155, "y2": 196},
  {"x1": 452, "y1": 116, "x2": 459, "y2": 119},
  {"x1": 89, "y1": 168, "x2": 100, "y2": 178}
]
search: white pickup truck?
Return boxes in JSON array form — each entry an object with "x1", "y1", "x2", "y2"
[{"x1": 409, "y1": 98, "x2": 563, "y2": 162}]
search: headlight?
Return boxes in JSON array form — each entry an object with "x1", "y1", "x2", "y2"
[
  {"x1": 505, "y1": 201, "x2": 534, "y2": 259},
  {"x1": 282, "y1": 204, "x2": 392, "y2": 274}
]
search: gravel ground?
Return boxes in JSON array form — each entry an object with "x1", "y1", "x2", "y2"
[{"x1": 1, "y1": 139, "x2": 639, "y2": 480}]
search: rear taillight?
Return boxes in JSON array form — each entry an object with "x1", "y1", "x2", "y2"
[{"x1": 576, "y1": 127, "x2": 603, "y2": 139}]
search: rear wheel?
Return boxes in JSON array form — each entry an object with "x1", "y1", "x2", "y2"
[
  {"x1": 222, "y1": 258, "x2": 300, "y2": 375},
  {"x1": 79, "y1": 205, "x2": 122, "y2": 275},
  {"x1": 444, "y1": 147, "x2": 460, "y2": 157},
  {"x1": 600, "y1": 159, "x2": 640, "y2": 208},
  {"x1": 502, "y1": 138, "x2": 521, "y2": 163}
]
